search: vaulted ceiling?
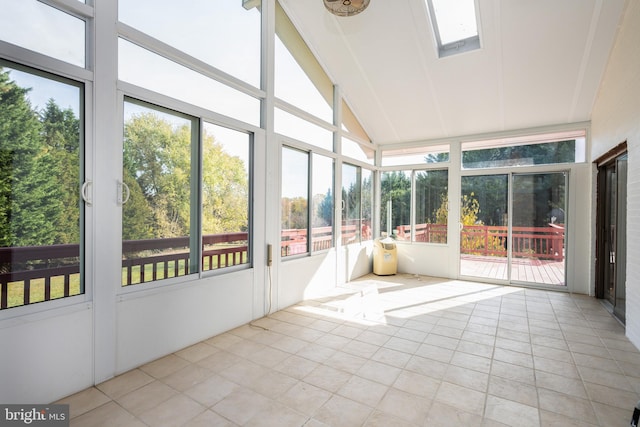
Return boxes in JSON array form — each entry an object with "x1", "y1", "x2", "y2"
[{"x1": 279, "y1": 0, "x2": 627, "y2": 145}]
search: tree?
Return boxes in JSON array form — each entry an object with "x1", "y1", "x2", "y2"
[{"x1": 0, "y1": 69, "x2": 62, "y2": 248}]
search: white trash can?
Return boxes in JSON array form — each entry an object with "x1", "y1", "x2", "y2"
[{"x1": 373, "y1": 237, "x2": 397, "y2": 275}]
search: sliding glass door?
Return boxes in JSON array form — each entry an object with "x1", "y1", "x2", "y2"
[{"x1": 460, "y1": 172, "x2": 567, "y2": 287}]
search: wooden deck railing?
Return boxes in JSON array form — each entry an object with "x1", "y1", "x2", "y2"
[
  {"x1": 1, "y1": 225, "x2": 371, "y2": 309},
  {"x1": 460, "y1": 225, "x2": 564, "y2": 260}
]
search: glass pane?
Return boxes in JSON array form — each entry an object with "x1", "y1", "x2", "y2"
[
  {"x1": 430, "y1": 0, "x2": 478, "y2": 44},
  {"x1": 201, "y1": 123, "x2": 250, "y2": 271},
  {"x1": 122, "y1": 100, "x2": 197, "y2": 285},
  {"x1": 274, "y1": 108, "x2": 333, "y2": 151},
  {"x1": 275, "y1": 6, "x2": 333, "y2": 123},
  {"x1": 380, "y1": 171, "x2": 411, "y2": 240},
  {"x1": 119, "y1": 39, "x2": 260, "y2": 127},
  {"x1": 281, "y1": 147, "x2": 308, "y2": 256},
  {"x1": 462, "y1": 139, "x2": 584, "y2": 169},
  {"x1": 342, "y1": 136, "x2": 375, "y2": 165},
  {"x1": 415, "y1": 170, "x2": 448, "y2": 243},
  {"x1": 0, "y1": 0, "x2": 85, "y2": 67},
  {"x1": 0, "y1": 64, "x2": 83, "y2": 309},
  {"x1": 119, "y1": 0, "x2": 261, "y2": 88},
  {"x1": 460, "y1": 175, "x2": 508, "y2": 280},
  {"x1": 382, "y1": 145, "x2": 450, "y2": 166},
  {"x1": 361, "y1": 169, "x2": 373, "y2": 242},
  {"x1": 511, "y1": 173, "x2": 566, "y2": 286},
  {"x1": 311, "y1": 154, "x2": 334, "y2": 251},
  {"x1": 342, "y1": 164, "x2": 360, "y2": 245}
]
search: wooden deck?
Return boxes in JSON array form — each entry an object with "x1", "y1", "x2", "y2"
[{"x1": 460, "y1": 254, "x2": 565, "y2": 286}]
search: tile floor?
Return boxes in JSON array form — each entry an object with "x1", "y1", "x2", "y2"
[{"x1": 58, "y1": 274, "x2": 640, "y2": 426}]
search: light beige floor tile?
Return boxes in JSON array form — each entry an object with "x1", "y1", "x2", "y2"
[
  {"x1": 116, "y1": 380, "x2": 178, "y2": 416},
  {"x1": 226, "y1": 338, "x2": 265, "y2": 358},
  {"x1": 248, "y1": 370, "x2": 298, "y2": 398},
  {"x1": 451, "y1": 351, "x2": 492, "y2": 374},
  {"x1": 415, "y1": 342, "x2": 454, "y2": 363},
  {"x1": 490, "y1": 360, "x2": 536, "y2": 385},
  {"x1": 175, "y1": 342, "x2": 219, "y2": 363},
  {"x1": 138, "y1": 394, "x2": 205, "y2": 427},
  {"x1": 370, "y1": 347, "x2": 411, "y2": 368},
  {"x1": 204, "y1": 333, "x2": 244, "y2": 349},
  {"x1": 96, "y1": 369, "x2": 154, "y2": 400},
  {"x1": 484, "y1": 395, "x2": 539, "y2": 427},
  {"x1": 577, "y1": 364, "x2": 631, "y2": 390},
  {"x1": 539, "y1": 409, "x2": 599, "y2": 427},
  {"x1": 140, "y1": 354, "x2": 191, "y2": 379},
  {"x1": 274, "y1": 354, "x2": 319, "y2": 379},
  {"x1": 278, "y1": 381, "x2": 332, "y2": 416},
  {"x1": 444, "y1": 365, "x2": 489, "y2": 392},
  {"x1": 245, "y1": 345, "x2": 290, "y2": 368},
  {"x1": 183, "y1": 374, "x2": 239, "y2": 407},
  {"x1": 532, "y1": 343, "x2": 572, "y2": 362},
  {"x1": 161, "y1": 363, "x2": 215, "y2": 392},
  {"x1": 58, "y1": 387, "x2": 111, "y2": 419},
  {"x1": 494, "y1": 337, "x2": 532, "y2": 354},
  {"x1": 314, "y1": 395, "x2": 372, "y2": 427},
  {"x1": 493, "y1": 347, "x2": 533, "y2": 368},
  {"x1": 535, "y1": 369, "x2": 588, "y2": 398},
  {"x1": 487, "y1": 376, "x2": 538, "y2": 407},
  {"x1": 70, "y1": 401, "x2": 145, "y2": 427},
  {"x1": 211, "y1": 388, "x2": 272, "y2": 425},
  {"x1": 392, "y1": 370, "x2": 440, "y2": 399},
  {"x1": 184, "y1": 409, "x2": 239, "y2": 427},
  {"x1": 324, "y1": 351, "x2": 368, "y2": 374},
  {"x1": 218, "y1": 359, "x2": 270, "y2": 388},
  {"x1": 584, "y1": 381, "x2": 639, "y2": 410},
  {"x1": 356, "y1": 359, "x2": 402, "y2": 386},
  {"x1": 538, "y1": 388, "x2": 596, "y2": 424},
  {"x1": 337, "y1": 375, "x2": 389, "y2": 407},
  {"x1": 270, "y1": 335, "x2": 308, "y2": 354},
  {"x1": 426, "y1": 401, "x2": 481, "y2": 426},
  {"x1": 435, "y1": 382, "x2": 486, "y2": 415},
  {"x1": 303, "y1": 364, "x2": 352, "y2": 393},
  {"x1": 456, "y1": 339, "x2": 494, "y2": 359},
  {"x1": 341, "y1": 338, "x2": 380, "y2": 358},
  {"x1": 404, "y1": 355, "x2": 448, "y2": 380},
  {"x1": 244, "y1": 401, "x2": 308, "y2": 427},
  {"x1": 533, "y1": 355, "x2": 581, "y2": 379},
  {"x1": 195, "y1": 349, "x2": 242, "y2": 373},
  {"x1": 592, "y1": 401, "x2": 636, "y2": 427},
  {"x1": 363, "y1": 410, "x2": 420, "y2": 427},
  {"x1": 375, "y1": 388, "x2": 430, "y2": 425},
  {"x1": 295, "y1": 342, "x2": 337, "y2": 363}
]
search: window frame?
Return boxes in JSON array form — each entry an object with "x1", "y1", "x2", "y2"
[{"x1": 0, "y1": 56, "x2": 91, "y2": 316}]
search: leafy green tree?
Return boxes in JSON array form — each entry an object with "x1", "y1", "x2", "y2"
[
  {"x1": 380, "y1": 171, "x2": 411, "y2": 237},
  {"x1": 40, "y1": 99, "x2": 80, "y2": 244},
  {"x1": 0, "y1": 69, "x2": 61, "y2": 248}
]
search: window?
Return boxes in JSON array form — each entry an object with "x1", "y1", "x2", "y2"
[
  {"x1": 118, "y1": 39, "x2": 260, "y2": 127},
  {"x1": 461, "y1": 131, "x2": 587, "y2": 169},
  {"x1": 415, "y1": 170, "x2": 448, "y2": 243},
  {"x1": 0, "y1": 0, "x2": 86, "y2": 67},
  {"x1": 381, "y1": 169, "x2": 448, "y2": 243},
  {"x1": 380, "y1": 171, "x2": 411, "y2": 240},
  {"x1": 426, "y1": 0, "x2": 480, "y2": 58},
  {"x1": 119, "y1": 0, "x2": 261, "y2": 88},
  {"x1": 341, "y1": 164, "x2": 373, "y2": 245},
  {"x1": 201, "y1": 123, "x2": 251, "y2": 271},
  {"x1": 342, "y1": 136, "x2": 375, "y2": 165},
  {"x1": 0, "y1": 63, "x2": 84, "y2": 309},
  {"x1": 281, "y1": 147, "x2": 309, "y2": 256},
  {"x1": 312, "y1": 154, "x2": 334, "y2": 251},
  {"x1": 382, "y1": 144, "x2": 450, "y2": 166},
  {"x1": 122, "y1": 99, "x2": 199, "y2": 285}
]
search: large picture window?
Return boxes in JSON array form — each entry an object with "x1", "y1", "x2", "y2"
[
  {"x1": 0, "y1": 63, "x2": 84, "y2": 309},
  {"x1": 342, "y1": 164, "x2": 373, "y2": 245}
]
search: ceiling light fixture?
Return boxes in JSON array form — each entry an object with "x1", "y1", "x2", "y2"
[{"x1": 323, "y1": 0, "x2": 370, "y2": 17}]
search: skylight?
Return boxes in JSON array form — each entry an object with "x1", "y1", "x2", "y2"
[{"x1": 426, "y1": 0, "x2": 481, "y2": 58}]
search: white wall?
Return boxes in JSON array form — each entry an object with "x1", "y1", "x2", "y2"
[
  {"x1": 116, "y1": 270, "x2": 257, "y2": 374},
  {"x1": 0, "y1": 303, "x2": 93, "y2": 404},
  {"x1": 591, "y1": 0, "x2": 640, "y2": 347}
]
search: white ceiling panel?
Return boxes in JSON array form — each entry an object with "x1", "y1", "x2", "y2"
[{"x1": 280, "y1": 0, "x2": 626, "y2": 144}]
